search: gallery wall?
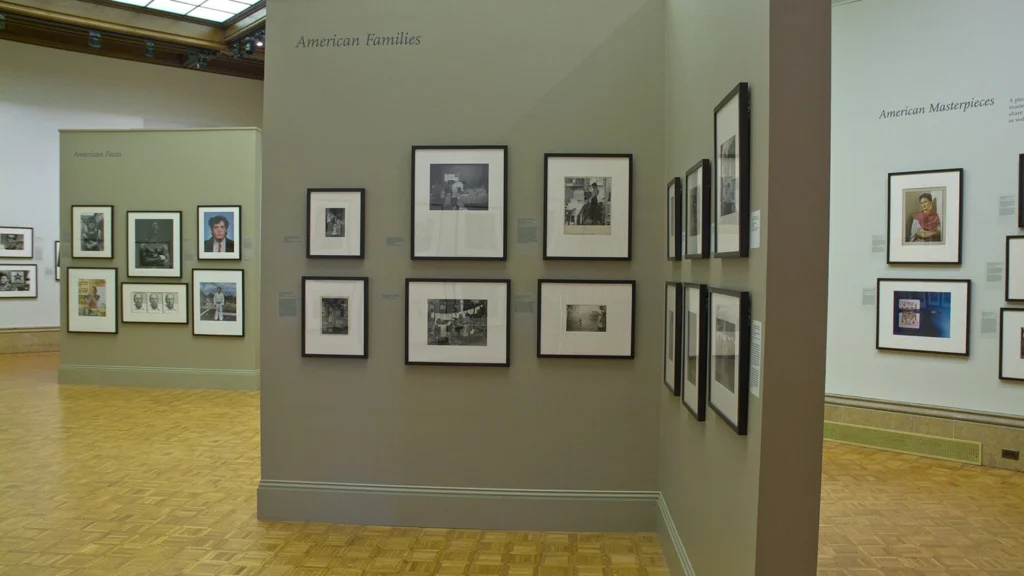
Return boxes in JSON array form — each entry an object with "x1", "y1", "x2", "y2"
[
  {"x1": 0, "y1": 40, "x2": 262, "y2": 330},
  {"x1": 260, "y1": 0, "x2": 665, "y2": 530},
  {"x1": 827, "y1": 0, "x2": 1024, "y2": 416},
  {"x1": 59, "y1": 129, "x2": 261, "y2": 390}
]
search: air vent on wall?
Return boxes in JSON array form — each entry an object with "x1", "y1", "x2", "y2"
[{"x1": 824, "y1": 421, "x2": 982, "y2": 465}]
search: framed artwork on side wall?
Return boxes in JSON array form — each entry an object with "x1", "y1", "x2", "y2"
[
  {"x1": 1005, "y1": 235, "x2": 1024, "y2": 302},
  {"x1": 197, "y1": 206, "x2": 241, "y2": 261},
  {"x1": 307, "y1": 189, "x2": 365, "y2": 258},
  {"x1": 667, "y1": 178, "x2": 682, "y2": 260},
  {"x1": 67, "y1": 267, "x2": 118, "y2": 333},
  {"x1": 0, "y1": 226, "x2": 33, "y2": 259},
  {"x1": 193, "y1": 269, "x2": 244, "y2": 337},
  {"x1": 713, "y1": 83, "x2": 751, "y2": 258},
  {"x1": 0, "y1": 264, "x2": 38, "y2": 299},
  {"x1": 999, "y1": 308, "x2": 1024, "y2": 381},
  {"x1": 886, "y1": 169, "x2": 963, "y2": 265},
  {"x1": 1018, "y1": 154, "x2": 1024, "y2": 228},
  {"x1": 54, "y1": 242, "x2": 61, "y2": 282},
  {"x1": 537, "y1": 279, "x2": 635, "y2": 359},
  {"x1": 544, "y1": 154, "x2": 633, "y2": 260},
  {"x1": 685, "y1": 159, "x2": 712, "y2": 260},
  {"x1": 664, "y1": 282, "x2": 682, "y2": 395},
  {"x1": 127, "y1": 211, "x2": 182, "y2": 278},
  {"x1": 302, "y1": 277, "x2": 368, "y2": 358},
  {"x1": 681, "y1": 283, "x2": 709, "y2": 421},
  {"x1": 707, "y1": 287, "x2": 750, "y2": 435},
  {"x1": 875, "y1": 278, "x2": 970, "y2": 356},
  {"x1": 122, "y1": 283, "x2": 189, "y2": 324},
  {"x1": 71, "y1": 205, "x2": 113, "y2": 259},
  {"x1": 405, "y1": 278, "x2": 510, "y2": 366}
]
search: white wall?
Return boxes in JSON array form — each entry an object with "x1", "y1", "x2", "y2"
[
  {"x1": 0, "y1": 40, "x2": 262, "y2": 329},
  {"x1": 828, "y1": 0, "x2": 1024, "y2": 416}
]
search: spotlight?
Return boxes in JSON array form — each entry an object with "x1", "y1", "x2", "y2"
[
  {"x1": 88, "y1": 31, "x2": 101, "y2": 49},
  {"x1": 243, "y1": 40, "x2": 254, "y2": 55},
  {"x1": 144, "y1": 40, "x2": 154, "y2": 58},
  {"x1": 255, "y1": 40, "x2": 263, "y2": 47}
]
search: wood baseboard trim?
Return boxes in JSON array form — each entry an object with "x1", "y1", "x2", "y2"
[{"x1": 826, "y1": 394, "x2": 1024, "y2": 430}]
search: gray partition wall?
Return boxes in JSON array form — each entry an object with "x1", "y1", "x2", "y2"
[{"x1": 59, "y1": 129, "x2": 262, "y2": 390}]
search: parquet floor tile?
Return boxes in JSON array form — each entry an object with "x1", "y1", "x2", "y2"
[{"x1": 2, "y1": 353, "x2": 1023, "y2": 575}]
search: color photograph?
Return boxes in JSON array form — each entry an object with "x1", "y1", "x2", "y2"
[
  {"x1": 891, "y1": 291, "x2": 951, "y2": 339},
  {"x1": 67, "y1": 268, "x2": 118, "y2": 333},
  {"x1": 876, "y1": 279, "x2": 969, "y2": 356},
  {"x1": 77, "y1": 279, "x2": 107, "y2": 317},
  {"x1": 199, "y1": 282, "x2": 238, "y2": 322},
  {"x1": 902, "y1": 187, "x2": 945, "y2": 245}
]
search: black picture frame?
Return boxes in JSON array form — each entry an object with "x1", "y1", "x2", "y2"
[
  {"x1": 54, "y1": 241, "x2": 61, "y2": 282},
  {"x1": 713, "y1": 82, "x2": 751, "y2": 259},
  {"x1": 707, "y1": 287, "x2": 750, "y2": 435},
  {"x1": 0, "y1": 264, "x2": 39, "y2": 299},
  {"x1": 66, "y1": 267, "x2": 119, "y2": 334},
  {"x1": 306, "y1": 188, "x2": 366, "y2": 259},
  {"x1": 875, "y1": 278, "x2": 971, "y2": 357},
  {"x1": 536, "y1": 279, "x2": 636, "y2": 359},
  {"x1": 191, "y1": 268, "x2": 245, "y2": 338},
  {"x1": 885, "y1": 168, "x2": 964, "y2": 265},
  {"x1": 405, "y1": 278, "x2": 511, "y2": 367},
  {"x1": 410, "y1": 145, "x2": 508, "y2": 261},
  {"x1": 0, "y1": 226, "x2": 34, "y2": 259},
  {"x1": 70, "y1": 205, "x2": 114, "y2": 259},
  {"x1": 120, "y1": 282, "x2": 190, "y2": 325},
  {"x1": 664, "y1": 282, "x2": 682, "y2": 395},
  {"x1": 543, "y1": 153, "x2": 634, "y2": 261},
  {"x1": 301, "y1": 276, "x2": 369, "y2": 358},
  {"x1": 126, "y1": 210, "x2": 183, "y2": 279},
  {"x1": 684, "y1": 159, "x2": 712, "y2": 260},
  {"x1": 1006, "y1": 235, "x2": 1024, "y2": 302},
  {"x1": 667, "y1": 178, "x2": 682, "y2": 261},
  {"x1": 999, "y1": 308, "x2": 1024, "y2": 382},
  {"x1": 1018, "y1": 154, "x2": 1024, "y2": 228},
  {"x1": 197, "y1": 205, "x2": 243, "y2": 261},
  {"x1": 681, "y1": 282, "x2": 709, "y2": 421}
]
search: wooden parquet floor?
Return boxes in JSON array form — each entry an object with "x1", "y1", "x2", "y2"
[{"x1": 1, "y1": 354, "x2": 1022, "y2": 575}]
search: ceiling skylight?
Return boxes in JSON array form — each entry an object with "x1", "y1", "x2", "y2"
[{"x1": 109, "y1": 0, "x2": 257, "y2": 22}]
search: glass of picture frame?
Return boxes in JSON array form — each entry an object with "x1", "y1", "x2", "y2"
[
  {"x1": 0, "y1": 264, "x2": 38, "y2": 299},
  {"x1": 886, "y1": 169, "x2": 963, "y2": 265},
  {"x1": 685, "y1": 160, "x2": 712, "y2": 260},
  {"x1": 302, "y1": 276, "x2": 368, "y2": 358},
  {"x1": 875, "y1": 278, "x2": 970, "y2": 356},
  {"x1": 197, "y1": 206, "x2": 242, "y2": 261},
  {"x1": 307, "y1": 189, "x2": 365, "y2": 258},
  {"x1": 664, "y1": 282, "x2": 682, "y2": 395},
  {"x1": 71, "y1": 205, "x2": 113, "y2": 259},
  {"x1": 405, "y1": 278, "x2": 510, "y2": 366},
  {"x1": 67, "y1": 267, "x2": 118, "y2": 333},
  {"x1": 1019, "y1": 154, "x2": 1024, "y2": 228},
  {"x1": 1005, "y1": 236, "x2": 1024, "y2": 302},
  {"x1": 54, "y1": 241, "x2": 61, "y2": 282},
  {"x1": 999, "y1": 308, "x2": 1024, "y2": 381},
  {"x1": 192, "y1": 269, "x2": 245, "y2": 337},
  {"x1": 127, "y1": 211, "x2": 182, "y2": 278},
  {"x1": 667, "y1": 178, "x2": 682, "y2": 261},
  {"x1": 121, "y1": 283, "x2": 189, "y2": 324},
  {"x1": 713, "y1": 83, "x2": 751, "y2": 258},
  {"x1": 681, "y1": 283, "x2": 709, "y2": 421},
  {"x1": 0, "y1": 226, "x2": 33, "y2": 259},
  {"x1": 544, "y1": 154, "x2": 633, "y2": 260},
  {"x1": 707, "y1": 288, "x2": 750, "y2": 435},
  {"x1": 537, "y1": 279, "x2": 635, "y2": 359},
  {"x1": 411, "y1": 146, "x2": 507, "y2": 260}
]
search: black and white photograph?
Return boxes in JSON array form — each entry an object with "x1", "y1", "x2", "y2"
[
  {"x1": 875, "y1": 278, "x2": 970, "y2": 356},
  {"x1": 0, "y1": 264, "x2": 37, "y2": 299},
  {"x1": 0, "y1": 226, "x2": 33, "y2": 259},
  {"x1": 67, "y1": 268, "x2": 118, "y2": 333},
  {"x1": 537, "y1": 279, "x2": 635, "y2": 359},
  {"x1": 707, "y1": 288, "x2": 750, "y2": 435},
  {"x1": 667, "y1": 177, "x2": 682, "y2": 260},
  {"x1": 197, "y1": 206, "x2": 241, "y2": 261},
  {"x1": 412, "y1": 147, "x2": 507, "y2": 260},
  {"x1": 1007, "y1": 236, "x2": 1024, "y2": 302},
  {"x1": 71, "y1": 206, "x2": 113, "y2": 259},
  {"x1": 406, "y1": 279, "x2": 509, "y2": 366},
  {"x1": 1000, "y1": 308, "x2": 1024, "y2": 381},
  {"x1": 127, "y1": 211, "x2": 181, "y2": 278},
  {"x1": 192, "y1": 269, "x2": 244, "y2": 337},
  {"x1": 544, "y1": 154, "x2": 632, "y2": 260},
  {"x1": 302, "y1": 277, "x2": 368, "y2": 358},
  {"x1": 713, "y1": 83, "x2": 751, "y2": 258},
  {"x1": 681, "y1": 283, "x2": 709, "y2": 420},
  {"x1": 307, "y1": 188, "x2": 365, "y2": 258},
  {"x1": 664, "y1": 283, "x2": 682, "y2": 396},
  {"x1": 685, "y1": 159, "x2": 712, "y2": 259},
  {"x1": 886, "y1": 169, "x2": 963, "y2": 265},
  {"x1": 121, "y1": 283, "x2": 188, "y2": 324}
]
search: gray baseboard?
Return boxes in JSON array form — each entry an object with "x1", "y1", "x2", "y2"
[
  {"x1": 59, "y1": 364, "x2": 260, "y2": 390},
  {"x1": 656, "y1": 495, "x2": 695, "y2": 576},
  {"x1": 257, "y1": 480, "x2": 659, "y2": 533}
]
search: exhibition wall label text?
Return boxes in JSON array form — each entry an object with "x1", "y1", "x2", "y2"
[
  {"x1": 878, "y1": 96, "x2": 995, "y2": 120},
  {"x1": 295, "y1": 32, "x2": 421, "y2": 49}
]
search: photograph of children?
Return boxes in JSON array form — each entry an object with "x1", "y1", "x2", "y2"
[
  {"x1": 79, "y1": 213, "x2": 105, "y2": 252},
  {"x1": 0, "y1": 270, "x2": 31, "y2": 293},
  {"x1": 565, "y1": 304, "x2": 607, "y2": 333},
  {"x1": 202, "y1": 212, "x2": 236, "y2": 254},
  {"x1": 429, "y1": 164, "x2": 490, "y2": 211},
  {"x1": 325, "y1": 208, "x2": 346, "y2": 238},
  {"x1": 321, "y1": 297, "x2": 349, "y2": 335},
  {"x1": 135, "y1": 219, "x2": 174, "y2": 269},
  {"x1": 713, "y1": 315, "x2": 737, "y2": 393},
  {"x1": 892, "y1": 291, "x2": 952, "y2": 339},
  {"x1": 427, "y1": 299, "x2": 488, "y2": 345},
  {"x1": 199, "y1": 282, "x2": 237, "y2": 322},
  {"x1": 902, "y1": 187, "x2": 945, "y2": 245},
  {"x1": 77, "y1": 279, "x2": 107, "y2": 317},
  {"x1": 563, "y1": 177, "x2": 612, "y2": 235},
  {"x1": 719, "y1": 136, "x2": 737, "y2": 218}
]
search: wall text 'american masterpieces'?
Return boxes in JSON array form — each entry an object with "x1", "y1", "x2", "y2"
[
  {"x1": 878, "y1": 97, "x2": 995, "y2": 120},
  {"x1": 295, "y1": 32, "x2": 421, "y2": 48}
]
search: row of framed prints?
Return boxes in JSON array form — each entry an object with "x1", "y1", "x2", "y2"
[
  {"x1": 301, "y1": 278, "x2": 637, "y2": 365},
  {"x1": 63, "y1": 268, "x2": 245, "y2": 337},
  {"x1": 662, "y1": 283, "x2": 751, "y2": 435}
]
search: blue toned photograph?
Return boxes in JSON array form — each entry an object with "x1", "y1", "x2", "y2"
[{"x1": 892, "y1": 290, "x2": 952, "y2": 339}]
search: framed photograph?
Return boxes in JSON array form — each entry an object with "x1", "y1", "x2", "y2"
[
  {"x1": 54, "y1": 241, "x2": 61, "y2": 282},
  {"x1": 71, "y1": 205, "x2": 113, "y2": 259},
  {"x1": 0, "y1": 264, "x2": 38, "y2": 299},
  {"x1": 713, "y1": 83, "x2": 751, "y2": 258},
  {"x1": 121, "y1": 283, "x2": 188, "y2": 324},
  {"x1": 67, "y1": 267, "x2": 117, "y2": 333},
  {"x1": 307, "y1": 189, "x2": 365, "y2": 258},
  {"x1": 544, "y1": 154, "x2": 633, "y2": 260},
  {"x1": 685, "y1": 159, "x2": 712, "y2": 260},
  {"x1": 1018, "y1": 154, "x2": 1024, "y2": 228},
  {"x1": 537, "y1": 279, "x2": 635, "y2": 359},
  {"x1": 192, "y1": 269, "x2": 244, "y2": 337},
  {"x1": 0, "y1": 226, "x2": 33, "y2": 259},
  {"x1": 411, "y1": 146, "x2": 507, "y2": 260},
  {"x1": 681, "y1": 283, "x2": 709, "y2": 421},
  {"x1": 405, "y1": 279, "x2": 510, "y2": 366},
  {"x1": 1006, "y1": 236, "x2": 1024, "y2": 302},
  {"x1": 664, "y1": 283, "x2": 682, "y2": 395},
  {"x1": 1000, "y1": 308, "x2": 1024, "y2": 381},
  {"x1": 707, "y1": 288, "x2": 750, "y2": 435},
  {"x1": 302, "y1": 277, "x2": 368, "y2": 358},
  {"x1": 667, "y1": 178, "x2": 682, "y2": 260},
  {"x1": 127, "y1": 211, "x2": 182, "y2": 278},
  {"x1": 197, "y1": 206, "x2": 241, "y2": 261},
  {"x1": 875, "y1": 278, "x2": 970, "y2": 356},
  {"x1": 886, "y1": 169, "x2": 963, "y2": 265}
]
